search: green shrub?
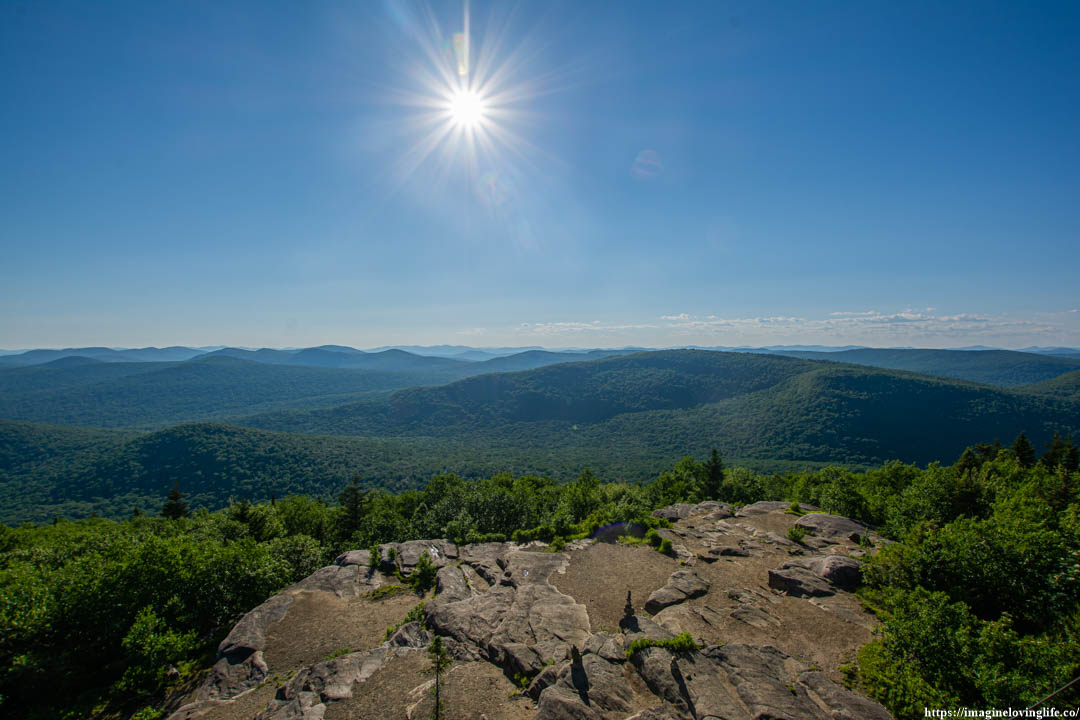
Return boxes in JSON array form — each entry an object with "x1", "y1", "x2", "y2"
[
  {"x1": 658, "y1": 538, "x2": 673, "y2": 555},
  {"x1": 786, "y1": 525, "x2": 807, "y2": 543},
  {"x1": 117, "y1": 606, "x2": 198, "y2": 691},
  {"x1": 646, "y1": 528, "x2": 661, "y2": 547},
  {"x1": 409, "y1": 552, "x2": 437, "y2": 593},
  {"x1": 625, "y1": 632, "x2": 699, "y2": 658}
]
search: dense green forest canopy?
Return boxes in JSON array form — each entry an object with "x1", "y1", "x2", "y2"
[
  {"x1": 0, "y1": 349, "x2": 640, "y2": 430},
  {"x1": 0, "y1": 356, "x2": 467, "y2": 428},
  {"x1": 226, "y1": 352, "x2": 1080, "y2": 455},
  {"x1": 1, "y1": 435, "x2": 1077, "y2": 719},
  {"x1": 1021, "y1": 369, "x2": 1080, "y2": 401},
  {"x1": 3, "y1": 350, "x2": 1080, "y2": 524},
  {"x1": 4, "y1": 349, "x2": 1080, "y2": 434}
]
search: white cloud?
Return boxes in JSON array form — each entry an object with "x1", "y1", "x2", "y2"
[
  {"x1": 505, "y1": 307, "x2": 1075, "y2": 346},
  {"x1": 515, "y1": 320, "x2": 658, "y2": 336},
  {"x1": 657, "y1": 310, "x2": 1060, "y2": 342}
]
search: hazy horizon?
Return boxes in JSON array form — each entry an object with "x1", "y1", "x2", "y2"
[{"x1": 2, "y1": 340, "x2": 1078, "y2": 355}]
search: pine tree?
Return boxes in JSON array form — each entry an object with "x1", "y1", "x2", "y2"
[
  {"x1": 338, "y1": 473, "x2": 366, "y2": 540},
  {"x1": 1065, "y1": 436, "x2": 1080, "y2": 473},
  {"x1": 1041, "y1": 432, "x2": 1065, "y2": 469},
  {"x1": 702, "y1": 448, "x2": 724, "y2": 500},
  {"x1": 428, "y1": 636, "x2": 451, "y2": 720},
  {"x1": 161, "y1": 483, "x2": 190, "y2": 520},
  {"x1": 1040, "y1": 432, "x2": 1079, "y2": 472},
  {"x1": 1011, "y1": 431, "x2": 1036, "y2": 469}
]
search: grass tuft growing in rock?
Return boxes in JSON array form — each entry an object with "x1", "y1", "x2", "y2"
[
  {"x1": 366, "y1": 583, "x2": 411, "y2": 600},
  {"x1": 624, "y1": 632, "x2": 699, "y2": 658}
]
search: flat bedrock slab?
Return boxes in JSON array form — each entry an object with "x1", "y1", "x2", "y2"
[{"x1": 644, "y1": 569, "x2": 710, "y2": 614}]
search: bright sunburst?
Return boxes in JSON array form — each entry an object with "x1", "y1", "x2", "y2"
[
  {"x1": 380, "y1": 0, "x2": 565, "y2": 191},
  {"x1": 447, "y1": 87, "x2": 488, "y2": 129}
]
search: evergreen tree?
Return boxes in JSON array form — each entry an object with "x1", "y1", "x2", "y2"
[
  {"x1": 1011, "y1": 431, "x2": 1035, "y2": 469},
  {"x1": 974, "y1": 440, "x2": 1003, "y2": 464},
  {"x1": 161, "y1": 483, "x2": 190, "y2": 520},
  {"x1": 702, "y1": 448, "x2": 724, "y2": 500},
  {"x1": 338, "y1": 473, "x2": 367, "y2": 540},
  {"x1": 427, "y1": 636, "x2": 451, "y2": 720},
  {"x1": 411, "y1": 551, "x2": 438, "y2": 593},
  {"x1": 955, "y1": 447, "x2": 979, "y2": 475},
  {"x1": 1040, "y1": 432, "x2": 1079, "y2": 472},
  {"x1": 1065, "y1": 438, "x2": 1080, "y2": 474}
]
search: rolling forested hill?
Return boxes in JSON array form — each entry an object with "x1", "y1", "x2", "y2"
[
  {"x1": 1017, "y1": 369, "x2": 1080, "y2": 401},
  {"x1": 0, "y1": 356, "x2": 469, "y2": 428},
  {"x1": 4, "y1": 349, "x2": 1079, "y2": 524},
  {"x1": 0, "y1": 349, "x2": 650, "y2": 429},
  {"x1": 772, "y1": 347, "x2": 1080, "y2": 386},
  {"x1": 238, "y1": 350, "x2": 1080, "y2": 461}
]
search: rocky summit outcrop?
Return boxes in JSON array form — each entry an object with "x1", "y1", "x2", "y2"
[{"x1": 168, "y1": 504, "x2": 890, "y2": 720}]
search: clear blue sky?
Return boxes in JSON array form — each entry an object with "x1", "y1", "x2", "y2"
[{"x1": 2, "y1": 0, "x2": 1078, "y2": 349}]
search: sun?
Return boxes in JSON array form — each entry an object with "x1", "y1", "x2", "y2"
[
  {"x1": 447, "y1": 87, "x2": 488, "y2": 129},
  {"x1": 382, "y1": 0, "x2": 560, "y2": 187}
]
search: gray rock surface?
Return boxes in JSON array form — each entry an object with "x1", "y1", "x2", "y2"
[
  {"x1": 651, "y1": 503, "x2": 695, "y2": 521},
  {"x1": 173, "y1": 503, "x2": 890, "y2": 720},
  {"x1": 434, "y1": 564, "x2": 472, "y2": 603},
  {"x1": 795, "y1": 512, "x2": 870, "y2": 540},
  {"x1": 803, "y1": 554, "x2": 863, "y2": 590},
  {"x1": 737, "y1": 500, "x2": 818, "y2": 516},
  {"x1": 426, "y1": 550, "x2": 591, "y2": 672},
  {"x1": 644, "y1": 569, "x2": 710, "y2": 614},
  {"x1": 767, "y1": 565, "x2": 836, "y2": 597}
]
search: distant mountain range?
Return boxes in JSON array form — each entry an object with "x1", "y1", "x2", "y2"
[
  {"x1": 2, "y1": 343, "x2": 1079, "y2": 367},
  {"x1": 768, "y1": 348, "x2": 1080, "y2": 386}
]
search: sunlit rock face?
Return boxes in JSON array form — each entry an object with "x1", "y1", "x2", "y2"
[{"x1": 168, "y1": 502, "x2": 889, "y2": 720}]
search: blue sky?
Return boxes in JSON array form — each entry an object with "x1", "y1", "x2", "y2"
[{"x1": 2, "y1": 0, "x2": 1078, "y2": 349}]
